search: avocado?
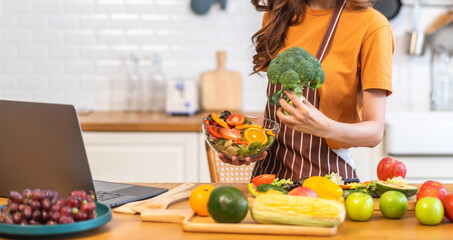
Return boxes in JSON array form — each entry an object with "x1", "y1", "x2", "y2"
[
  {"x1": 207, "y1": 186, "x2": 248, "y2": 223},
  {"x1": 376, "y1": 182, "x2": 418, "y2": 198}
]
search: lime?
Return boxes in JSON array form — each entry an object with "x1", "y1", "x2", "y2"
[
  {"x1": 207, "y1": 186, "x2": 248, "y2": 223},
  {"x1": 345, "y1": 192, "x2": 374, "y2": 221},
  {"x1": 379, "y1": 191, "x2": 408, "y2": 219}
]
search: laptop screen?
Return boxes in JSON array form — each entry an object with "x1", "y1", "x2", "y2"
[{"x1": 0, "y1": 100, "x2": 96, "y2": 198}]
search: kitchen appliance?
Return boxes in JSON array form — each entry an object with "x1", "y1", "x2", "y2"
[
  {"x1": 201, "y1": 51, "x2": 241, "y2": 112},
  {"x1": 166, "y1": 77, "x2": 200, "y2": 116}
]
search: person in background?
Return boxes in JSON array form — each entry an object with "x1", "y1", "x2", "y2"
[{"x1": 219, "y1": 0, "x2": 394, "y2": 180}]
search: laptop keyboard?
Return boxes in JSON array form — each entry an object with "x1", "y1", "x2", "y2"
[{"x1": 96, "y1": 190, "x2": 126, "y2": 202}]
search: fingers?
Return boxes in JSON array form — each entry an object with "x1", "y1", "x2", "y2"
[
  {"x1": 279, "y1": 97, "x2": 297, "y2": 116},
  {"x1": 231, "y1": 156, "x2": 240, "y2": 166},
  {"x1": 276, "y1": 108, "x2": 296, "y2": 124},
  {"x1": 251, "y1": 151, "x2": 267, "y2": 162},
  {"x1": 244, "y1": 157, "x2": 251, "y2": 165},
  {"x1": 218, "y1": 153, "x2": 232, "y2": 165},
  {"x1": 283, "y1": 90, "x2": 304, "y2": 109}
]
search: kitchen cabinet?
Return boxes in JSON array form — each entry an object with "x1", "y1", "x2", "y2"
[{"x1": 82, "y1": 132, "x2": 212, "y2": 183}]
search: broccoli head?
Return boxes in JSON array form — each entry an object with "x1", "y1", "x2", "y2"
[{"x1": 266, "y1": 47, "x2": 325, "y2": 115}]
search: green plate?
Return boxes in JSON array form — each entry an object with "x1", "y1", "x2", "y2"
[{"x1": 0, "y1": 202, "x2": 112, "y2": 237}]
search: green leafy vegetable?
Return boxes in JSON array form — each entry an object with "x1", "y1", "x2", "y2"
[{"x1": 267, "y1": 47, "x2": 325, "y2": 115}]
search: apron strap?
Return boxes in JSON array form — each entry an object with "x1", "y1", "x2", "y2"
[{"x1": 315, "y1": 0, "x2": 347, "y2": 63}]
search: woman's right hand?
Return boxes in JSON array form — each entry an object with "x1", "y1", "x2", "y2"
[{"x1": 218, "y1": 152, "x2": 268, "y2": 166}]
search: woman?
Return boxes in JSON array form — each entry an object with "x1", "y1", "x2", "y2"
[{"x1": 220, "y1": 0, "x2": 393, "y2": 180}]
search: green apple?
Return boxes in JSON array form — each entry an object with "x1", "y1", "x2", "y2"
[
  {"x1": 345, "y1": 192, "x2": 374, "y2": 221},
  {"x1": 379, "y1": 191, "x2": 408, "y2": 219},
  {"x1": 415, "y1": 197, "x2": 444, "y2": 225}
]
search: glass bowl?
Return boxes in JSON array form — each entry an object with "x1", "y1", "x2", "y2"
[{"x1": 202, "y1": 117, "x2": 280, "y2": 160}]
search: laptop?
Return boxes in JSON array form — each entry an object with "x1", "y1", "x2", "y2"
[{"x1": 0, "y1": 100, "x2": 168, "y2": 207}]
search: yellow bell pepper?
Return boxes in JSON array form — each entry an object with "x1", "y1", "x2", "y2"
[
  {"x1": 302, "y1": 176, "x2": 344, "y2": 202},
  {"x1": 247, "y1": 183, "x2": 284, "y2": 197},
  {"x1": 235, "y1": 124, "x2": 262, "y2": 130},
  {"x1": 211, "y1": 113, "x2": 229, "y2": 129}
]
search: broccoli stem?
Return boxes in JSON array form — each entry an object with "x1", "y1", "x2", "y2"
[{"x1": 282, "y1": 91, "x2": 305, "y2": 115}]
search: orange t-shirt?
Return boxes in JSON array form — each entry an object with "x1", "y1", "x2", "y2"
[{"x1": 267, "y1": 5, "x2": 394, "y2": 149}]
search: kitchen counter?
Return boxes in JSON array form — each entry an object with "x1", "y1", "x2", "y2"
[
  {"x1": 1, "y1": 183, "x2": 452, "y2": 239},
  {"x1": 79, "y1": 111, "x2": 262, "y2": 132}
]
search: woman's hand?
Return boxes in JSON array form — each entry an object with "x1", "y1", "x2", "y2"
[
  {"x1": 276, "y1": 90, "x2": 332, "y2": 138},
  {"x1": 218, "y1": 152, "x2": 267, "y2": 166}
]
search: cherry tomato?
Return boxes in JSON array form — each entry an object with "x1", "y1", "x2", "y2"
[
  {"x1": 220, "y1": 128, "x2": 242, "y2": 140},
  {"x1": 204, "y1": 120, "x2": 222, "y2": 139},
  {"x1": 252, "y1": 174, "x2": 276, "y2": 187},
  {"x1": 226, "y1": 114, "x2": 245, "y2": 126}
]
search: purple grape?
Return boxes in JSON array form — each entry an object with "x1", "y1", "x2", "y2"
[
  {"x1": 67, "y1": 196, "x2": 80, "y2": 208},
  {"x1": 9, "y1": 191, "x2": 23, "y2": 203},
  {"x1": 22, "y1": 189, "x2": 32, "y2": 199},
  {"x1": 43, "y1": 190, "x2": 53, "y2": 200},
  {"x1": 74, "y1": 211, "x2": 87, "y2": 221},
  {"x1": 50, "y1": 211, "x2": 60, "y2": 222},
  {"x1": 32, "y1": 210, "x2": 41, "y2": 221},
  {"x1": 30, "y1": 200, "x2": 41, "y2": 211},
  {"x1": 29, "y1": 219, "x2": 41, "y2": 225},
  {"x1": 42, "y1": 198, "x2": 51, "y2": 211},
  {"x1": 18, "y1": 204, "x2": 26, "y2": 212},
  {"x1": 46, "y1": 220, "x2": 57, "y2": 225},
  {"x1": 12, "y1": 212, "x2": 23, "y2": 224},
  {"x1": 58, "y1": 216, "x2": 74, "y2": 224},
  {"x1": 1, "y1": 206, "x2": 8, "y2": 214},
  {"x1": 9, "y1": 202, "x2": 18, "y2": 213},
  {"x1": 41, "y1": 210, "x2": 50, "y2": 222},
  {"x1": 51, "y1": 191, "x2": 59, "y2": 204},
  {"x1": 51, "y1": 203, "x2": 62, "y2": 212},
  {"x1": 80, "y1": 203, "x2": 89, "y2": 213},
  {"x1": 60, "y1": 206, "x2": 73, "y2": 217},
  {"x1": 4, "y1": 216, "x2": 13, "y2": 224},
  {"x1": 56, "y1": 198, "x2": 66, "y2": 206},
  {"x1": 0, "y1": 213, "x2": 6, "y2": 223},
  {"x1": 23, "y1": 206, "x2": 32, "y2": 219},
  {"x1": 88, "y1": 211, "x2": 97, "y2": 220},
  {"x1": 20, "y1": 219, "x2": 28, "y2": 225},
  {"x1": 31, "y1": 189, "x2": 43, "y2": 201}
]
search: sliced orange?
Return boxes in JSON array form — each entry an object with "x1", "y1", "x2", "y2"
[{"x1": 244, "y1": 127, "x2": 268, "y2": 145}]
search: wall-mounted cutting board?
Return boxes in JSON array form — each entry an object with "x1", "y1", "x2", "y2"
[{"x1": 201, "y1": 51, "x2": 242, "y2": 112}]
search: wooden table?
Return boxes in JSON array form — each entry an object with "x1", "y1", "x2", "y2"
[
  {"x1": 1, "y1": 183, "x2": 453, "y2": 240},
  {"x1": 78, "y1": 111, "x2": 261, "y2": 132}
]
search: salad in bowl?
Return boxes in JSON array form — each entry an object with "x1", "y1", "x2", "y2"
[{"x1": 202, "y1": 111, "x2": 280, "y2": 160}]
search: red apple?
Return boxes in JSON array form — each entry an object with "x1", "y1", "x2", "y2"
[
  {"x1": 288, "y1": 187, "x2": 318, "y2": 198},
  {"x1": 417, "y1": 180, "x2": 447, "y2": 201},
  {"x1": 442, "y1": 194, "x2": 453, "y2": 221},
  {"x1": 376, "y1": 156, "x2": 406, "y2": 181}
]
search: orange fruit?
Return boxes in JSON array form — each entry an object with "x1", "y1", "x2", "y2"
[
  {"x1": 244, "y1": 128, "x2": 268, "y2": 145},
  {"x1": 189, "y1": 184, "x2": 215, "y2": 216}
]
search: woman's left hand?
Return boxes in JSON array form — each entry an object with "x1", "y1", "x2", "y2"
[{"x1": 276, "y1": 90, "x2": 332, "y2": 138}]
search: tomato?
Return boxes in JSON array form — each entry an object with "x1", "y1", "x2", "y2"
[
  {"x1": 442, "y1": 194, "x2": 453, "y2": 221},
  {"x1": 251, "y1": 174, "x2": 276, "y2": 187},
  {"x1": 204, "y1": 120, "x2": 222, "y2": 139},
  {"x1": 220, "y1": 128, "x2": 242, "y2": 140},
  {"x1": 233, "y1": 140, "x2": 248, "y2": 145},
  {"x1": 226, "y1": 114, "x2": 245, "y2": 126}
]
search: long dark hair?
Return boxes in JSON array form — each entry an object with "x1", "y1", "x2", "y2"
[{"x1": 251, "y1": 0, "x2": 372, "y2": 74}]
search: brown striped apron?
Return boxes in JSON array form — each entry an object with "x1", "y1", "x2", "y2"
[{"x1": 252, "y1": 0, "x2": 358, "y2": 180}]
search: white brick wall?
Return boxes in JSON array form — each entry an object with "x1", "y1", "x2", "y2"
[{"x1": 0, "y1": 0, "x2": 451, "y2": 112}]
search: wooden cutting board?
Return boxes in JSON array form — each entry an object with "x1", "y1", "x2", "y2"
[
  {"x1": 182, "y1": 212, "x2": 337, "y2": 236},
  {"x1": 201, "y1": 51, "x2": 242, "y2": 112}
]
